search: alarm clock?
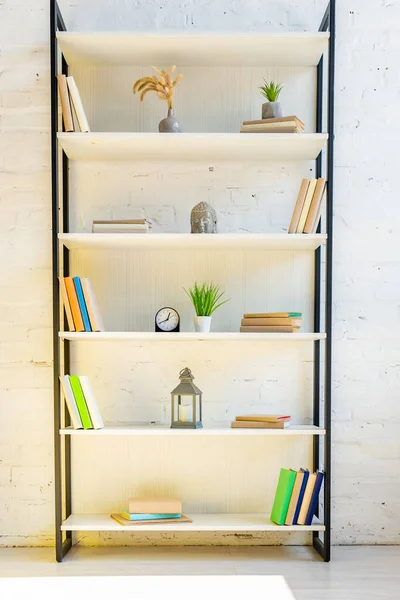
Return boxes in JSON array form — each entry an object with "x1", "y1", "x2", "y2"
[{"x1": 155, "y1": 307, "x2": 180, "y2": 332}]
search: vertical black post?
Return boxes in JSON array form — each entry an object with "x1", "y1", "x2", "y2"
[
  {"x1": 50, "y1": 0, "x2": 63, "y2": 563},
  {"x1": 323, "y1": 0, "x2": 335, "y2": 563}
]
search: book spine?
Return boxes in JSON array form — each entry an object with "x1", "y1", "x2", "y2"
[
  {"x1": 240, "y1": 127, "x2": 300, "y2": 134},
  {"x1": 240, "y1": 326, "x2": 299, "y2": 333},
  {"x1": 297, "y1": 473, "x2": 317, "y2": 525},
  {"x1": 78, "y1": 376, "x2": 104, "y2": 430},
  {"x1": 296, "y1": 179, "x2": 317, "y2": 233},
  {"x1": 66, "y1": 76, "x2": 90, "y2": 132},
  {"x1": 293, "y1": 469, "x2": 309, "y2": 524},
  {"x1": 69, "y1": 375, "x2": 93, "y2": 429},
  {"x1": 57, "y1": 75, "x2": 74, "y2": 132},
  {"x1": 64, "y1": 277, "x2": 85, "y2": 332},
  {"x1": 243, "y1": 313, "x2": 302, "y2": 319},
  {"x1": 59, "y1": 277, "x2": 75, "y2": 331},
  {"x1": 121, "y1": 513, "x2": 181, "y2": 521},
  {"x1": 304, "y1": 178, "x2": 327, "y2": 234},
  {"x1": 288, "y1": 179, "x2": 310, "y2": 234},
  {"x1": 73, "y1": 277, "x2": 92, "y2": 332},
  {"x1": 80, "y1": 278, "x2": 105, "y2": 332},
  {"x1": 241, "y1": 318, "x2": 301, "y2": 327},
  {"x1": 231, "y1": 421, "x2": 285, "y2": 429},
  {"x1": 59, "y1": 375, "x2": 83, "y2": 429}
]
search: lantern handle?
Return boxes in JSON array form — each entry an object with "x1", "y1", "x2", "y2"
[{"x1": 179, "y1": 367, "x2": 193, "y2": 380}]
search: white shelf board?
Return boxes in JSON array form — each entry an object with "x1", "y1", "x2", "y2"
[
  {"x1": 59, "y1": 233, "x2": 327, "y2": 252},
  {"x1": 60, "y1": 424, "x2": 326, "y2": 436},
  {"x1": 61, "y1": 513, "x2": 325, "y2": 532},
  {"x1": 59, "y1": 332, "x2": 326, "y2": 342},
  {"x1": 57, "y1": 32, "x2": 329, "y2": 67},
  {"x1": 57, "y1": 133, "x2": 328, "y2": 162}
]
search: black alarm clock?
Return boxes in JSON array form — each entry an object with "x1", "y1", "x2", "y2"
[{"x1": 155, "y1": 307, "x2": 180, "y2": 332}]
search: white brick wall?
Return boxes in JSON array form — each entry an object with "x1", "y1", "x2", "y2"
[{"x1": 0, "y1": 0, "x2": 399, "y2": 547}]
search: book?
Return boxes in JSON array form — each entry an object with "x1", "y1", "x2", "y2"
[
  {"x1": 304, "y1": 179, "x2": 327, "y2": 234},
  {"x1": 120, "y1": 512, "x2": 181, "y2": 521},
  {"x1": 241, "y1": 318, "x2": 302, "y2": 327},
  {"x1": 243, "y1": 312, "x2": 302, "y2": 319},
  {"x1": 92, "y1": 224, "x2": 149, "y2": 231},
  {"x1": 270, "y1": 468, "x2": 297, "y2": 525},
  {"x1": 111, "y1": 513, "x2": 192, "y2": 526},
  {"x1": 240, "y1": 326, "x2": 300, "y2": 333},
  {"x1": 64, "y1": 277, "x2": 85, "y2": 332},
  {"x1": 93, "y1": 220, "x2": 150, "y2": 225},
  {"x1": 296, "y1": 472, "x2": 317, "y2": 525},
  {"x1": 57, "y1": 74, "x2": 74, "y2": 132},
  {"x1": 308, "y1": 184, "x2": 326, "y2": 235},
  {"x1": 240, "y1": 126, "x2": 303, "y2": 134},
  {"x1": 231, "y1": 421, "x2": 290, "y2": 429},
  {"x1": 128, "y1": 497, "x2": 182, "y2": 515},
  {"x1": 78, "y1": 376, "x2": 104, "y2": 430},
  {"x1": 285, "y1": 470, "x2": 306, "y2": 525},
  {"x1": 81, "y1": 278, "x2": 105, "y2": 332},
  {"x1": 73, "y1": 277, "x2": 92, "y2": 332},
  {"x1": 59, "y1": 375, "x2": 83, "y2": 429},
  {"x1": 66, "y1": 76, "x2": 90, "y2": 132},
  {"x1": 69, "y1": 375, "x2": 93, "y2": 429},
  {"x1": 304, "y1": 471, "x2": 324, "y2": 525},
  {"x1": 59, "y1": 276, "x2": 75, "y2": 331},
  {"x1": 236, "y1": 415, "x2": 290, "y2": 423},
  {"x1": 296, "y1": 178, "x2": 317, "y2": 233},
  {"x1": 288, "y1": 179, "x2": 310, "y2": 234},
  {"x1": 293, "y1": 469, "x2": 309, "y2": 525},
  {"x1": 242, "y1": 116, "x2": 305, "y2": 127}
]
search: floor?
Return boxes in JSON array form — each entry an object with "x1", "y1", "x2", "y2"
[{"x1": 0, "y1": 546, "x2": 399, "y2": 599}]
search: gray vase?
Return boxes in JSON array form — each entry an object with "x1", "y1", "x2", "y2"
[
  {"x1": 262, "y1": 102, "x2": 283, "y2": 119},
  {"x1": 159, "y1": 108, "x2": 181, "y2": 133}
]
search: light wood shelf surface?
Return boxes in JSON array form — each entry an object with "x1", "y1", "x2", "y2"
[
  {"x1": 59, "y1": 331, "x2": 326, "y2": 342},
  {"x1": 60, "y1": 424, "x2": 326, "y2": 436}
]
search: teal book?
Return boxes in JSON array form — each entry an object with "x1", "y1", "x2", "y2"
[
  {"x1": 69, "y1": 375, "x2": 93, "y2": 429},
  {"x1": 73, "y1": 277, "x2": 92, "y2": 332},
  {"x1": 121, "y1": 512, "x2": 181, "y2": 522},
  {"x1": 270, "y1": 468, "x2": 297, "y2": 525}
]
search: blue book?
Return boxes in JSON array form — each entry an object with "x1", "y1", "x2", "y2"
[
  {"x1": 121, "y1": 512, "x2": 181, "y2": 521},
  {"x1": 293, "y1": 468, "x2": 309, "y2": 525},
  {"x1": 73, "y1": 277, "x2": 91, "y2": 332},
  {"x1": 304, "y1": 471, "x2": 324, "y2": 525}
]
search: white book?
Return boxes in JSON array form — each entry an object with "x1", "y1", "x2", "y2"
[
  {"x1": 60, "y1": 375, "x2": 83, "y2": 429},
  {"x1": 78, "y1": 376, "x2": 104, "y2": 430},
  {"x1": 66, "y1": 76, "x2": 90, "y2": 133},
  {"x1": 296, "y1": 178, "x2": 317, "y2": 233},
  {"x1": 81, "y1": 278, "x2": 105, "y2": 332},
  {"x1": 92, "y1": 223, "x2": 149, "y2": 231}
]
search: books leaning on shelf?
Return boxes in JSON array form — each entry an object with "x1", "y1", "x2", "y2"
[
  {"x1": 59, "y1": 276, "x2": 104, "y2": 332},
  {"x1": 57, "y1": 74, "x2": 90, "y2": 133},
  {"x1": 240, "y1": 115, "x2": 304, "y2": 134},
  {"x1": 60, "y1": 374, "x2": 104, "y2": 430},
  {"x1": 231, "y1": 414, "x2": 291, "y2": 429},
  {"x1": 270, "y1": 467, "x2": 324, "y2": 526},
  {"x1": 92, "y1": 219, "x2": 151, "y2": 234},
  {"x1": 240, "y1": 312, "x2": 302, "y2": 333},
  {"x1": 288, "y1": 178, "x2": 327, "y2": 234}
]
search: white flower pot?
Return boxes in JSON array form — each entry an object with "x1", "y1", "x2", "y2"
[{"x1": 194, "y1": 316, "x2": 212, "y2": 333}]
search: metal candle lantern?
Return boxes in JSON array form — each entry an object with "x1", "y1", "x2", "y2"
[{"x1": 171, "y1": 367, "x2": 203, "y2": 429}]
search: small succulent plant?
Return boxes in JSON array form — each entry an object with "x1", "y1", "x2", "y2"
[
  {"x1": 259, "y1": 80, "x2": 283, "y2": 102},
  {"x1": 132, "y1": 65, "x2": 183, "y2": 110}
]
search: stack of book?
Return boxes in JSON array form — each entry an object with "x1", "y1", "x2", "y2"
[
  {"x1": 270, "y1": 468, "x2": 324, "y2": 526},
  {"x1": 59, "y1": 276, "x2": 104, "y2": 333},
  {"x1": 231, "y1": 414, "x2": 291, "y2": 429},
  {"x1": 288, "y1": 178, "x2": 327, "y2": 234},
  {"x1": 92, "y1": 219, "x2": 151, "y2": 234},
  {"x1": 60, "y1": 375, "x2": 104, "y2": 430},
  {"x1": 57, "y1": 75, "x2": 90, "y2": 133},
  {"x1": 240, "y1": 312, "x2": 302, "y2": 333},
  {"x1": 240, "y1": 115, "x2": 304, "y2": 134},
  {"x1": 111, "y1": 497, "x2": 192, "y2": 526}
]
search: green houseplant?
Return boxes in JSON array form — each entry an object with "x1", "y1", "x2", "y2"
[
  {"x1": 260, "y1": 80, "x2": 283, "y2": 119},
  {"x1": 184, "y1": 282, "x2": 230, "y2": 333}
]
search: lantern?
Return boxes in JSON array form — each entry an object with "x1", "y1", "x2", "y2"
[{"x1": 171, "y1": 367, "x2": 203, "y2": 429}]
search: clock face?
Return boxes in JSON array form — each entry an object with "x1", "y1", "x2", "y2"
[{"x1": 155, "y1": 307, "x2": 180, "y2": 332}]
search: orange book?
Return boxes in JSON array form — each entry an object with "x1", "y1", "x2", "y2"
[
  {"x1": 59, "y1": 277, "x2": 75, "y2": 331},
  {"x1": 64, "y1": 277, "x2": 85, "y2": 332}
]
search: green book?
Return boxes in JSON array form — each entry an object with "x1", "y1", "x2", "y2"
[
  {"x1": 270, "y1": 468, "x2": 297, "y2": 525},
  {"x1": 69, "y1": 375, "x2": 93, "y2": 429}
]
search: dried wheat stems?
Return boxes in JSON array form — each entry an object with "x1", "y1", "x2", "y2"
[{"x1": 132, "y1": 65, "x2": 183, "y2": 110}]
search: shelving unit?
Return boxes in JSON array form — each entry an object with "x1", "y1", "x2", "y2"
[{"x1": 51, "y1": 0, "x2": 335, "y2": 562}]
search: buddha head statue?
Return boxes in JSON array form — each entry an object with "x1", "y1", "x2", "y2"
[{"x1": 190, "y1": 202, "x2": 217, "y2": 234}]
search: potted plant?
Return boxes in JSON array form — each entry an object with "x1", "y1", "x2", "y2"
[
  {"x1": 260, "y1": 80, "x2": 283, "y2": 119},
  {"x1": 184, "y1": 282, "x2": 230, "y2": 333},
  {"x1": 133, "y1": 65, "x2": 183, "y2": 132}
]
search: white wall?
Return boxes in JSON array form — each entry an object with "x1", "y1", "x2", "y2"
[{"x1": 0, "y1": 0, "x2": 399, "y2": 547}]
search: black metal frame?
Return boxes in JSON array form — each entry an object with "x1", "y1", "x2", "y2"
[{"x1": 50, "y1": 0, "x2": 335, "y2": 562}]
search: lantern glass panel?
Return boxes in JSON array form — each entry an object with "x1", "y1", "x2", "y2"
[{"x1": 177, "y1": 395, "x2": 194, "y2": 423}]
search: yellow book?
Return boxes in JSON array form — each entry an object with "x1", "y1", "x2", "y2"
[
  {"x1": 59, "y1": 277, "x2": 75, "y2": 331},
  {"x1": 64, "y1": 277, "x2": 84, "y2": 332},
  {"x1": 297, "y1": 472, "x2": 317, "y2": 525},
  {"x1": 304, "y1": 179, "x2": 327, "y2": 234},
  {"x1": 296, "y1": 179, "x2": 317, "y2": 233},
  {"x1": 288, "y1": 179, "x2": 310, "y2": 234}
]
